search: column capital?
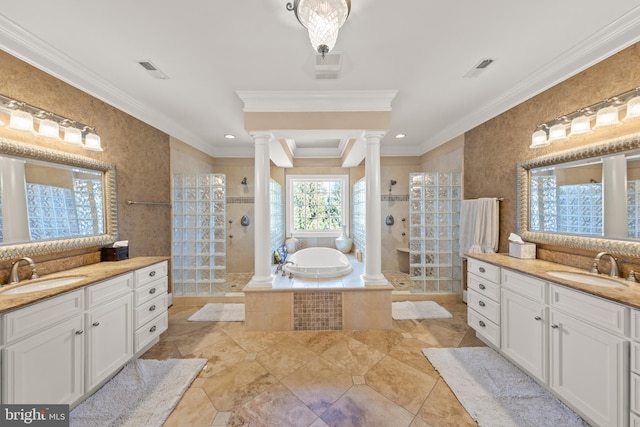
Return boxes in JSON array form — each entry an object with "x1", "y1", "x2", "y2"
[
  {"x1": 362, "y1": 130, "x2": 387, "y2": 143},
  {"x1": 249, "y1": 131, "x2": 274, "y2": 143}
]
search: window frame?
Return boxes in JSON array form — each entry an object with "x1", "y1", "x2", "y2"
[{"x1": 285, "y1": 174, "x2": 349, "y2": 238}]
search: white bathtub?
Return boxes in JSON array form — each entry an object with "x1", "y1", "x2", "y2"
[{"x1": 284, "y1": 247, "x2": 353, "y2": 279}]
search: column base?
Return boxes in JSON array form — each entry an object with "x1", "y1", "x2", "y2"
[
  {"x1": 360, "y1": 274, "x2": 389, "y2": 286},
  {"x1": 246, "y1": 274, "x2": 275, "y2": 288}
]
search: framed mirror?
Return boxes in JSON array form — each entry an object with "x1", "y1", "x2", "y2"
[
  {"x1": 517, "y1": 131, "x2": 640, "y2": 257},
  {"x1": 0, "y1": 137, "x2": 117, "y2": 260}
]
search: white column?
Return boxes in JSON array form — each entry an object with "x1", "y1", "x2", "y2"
[
  {"x1": 247, "y1": 132, "x2": 275, "y2": 287},
  {"x1": 602, "y1": 154, "x2": 628, "y2": 238},
  {"x1": 361, "y1": 131, "x2": 388, "y2": 286}
]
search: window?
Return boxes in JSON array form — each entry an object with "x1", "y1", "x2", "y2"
[{"x1": 286, "y1": 175, "x2": 349, "y2": 237}]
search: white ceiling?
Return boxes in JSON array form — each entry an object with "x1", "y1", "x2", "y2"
[{"x1": 1, "y1": 1, "x2": 640, "y2": 160}]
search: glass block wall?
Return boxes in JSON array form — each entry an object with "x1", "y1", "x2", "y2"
[
  {"x1": 352, "y1": 177, "x2": 366, "y2": 253},
  {"x1": 172, "y1": 174, "x2": 226, "y2": 296},
  {"x1": 409, "y1": 172, "x2": 462, "y2": 293},
  {"x1": 557, "y1": 183, "x2": 602, "y2": 235},
  {"x1": 629, "y1": 180, "x2": 640, "y2": 238},
  {"x1": 270, "y1": 178, "x2": 284, "y2": 252}
]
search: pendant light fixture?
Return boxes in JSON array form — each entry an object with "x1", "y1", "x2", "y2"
[{"x1": 286, "y1": 0, "x2": 351, "y2": 57}]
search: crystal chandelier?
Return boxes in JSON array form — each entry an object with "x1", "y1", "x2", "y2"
[{"x1": 287, "y1": 0, "x2": 351, "y2": 57}]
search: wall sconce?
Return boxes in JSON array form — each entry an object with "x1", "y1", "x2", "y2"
[
  {"x1": 530, "y1": 87, "x2": 640, "y2": 149},
  {"x1": 241, "y1": 177, "x2": 248, "y2": 185},
  {"x1": 0, "y1": 93, "x2": 102, "y2": 151}
]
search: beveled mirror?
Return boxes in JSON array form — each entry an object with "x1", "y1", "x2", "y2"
[
  {"x1": 517, "y1": 131, "x2": 640, "y2": 257},
  {"x1": 0, "y1": 137, "x2": 117, "y2": 260}
]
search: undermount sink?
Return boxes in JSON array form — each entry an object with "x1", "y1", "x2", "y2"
[
  {"x1": 546, "y1": 271, "x2": 627, "y2": 288},
  {"x1": 1, "y1": 276, "x2": 86, "y2": 295}
]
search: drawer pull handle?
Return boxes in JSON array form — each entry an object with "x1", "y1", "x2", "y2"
[
  {"x1": 149, "y1": 288, "x2": 157, "y2": 294},
  {"x1": 534, "y1": 316, "x2": 541, "y2": 321},
  {"x1": 479, "y1": 267, "x2": 486, "y2": 273},
  {"x1": 551, "y1": 324, "x2": 559, "y2": 329},
  {"x1": 478, "y1": 320, "x2": 486, "y2": 327},
  {"x1": 149, "y1": 271, "x2": 156, "y2": 277},
  {"x1": 478, "y1": 301, "x2": 486, "y2": 307},
  {"x1": 76, "y1": 330, "x2": 84, "y2": 335},
  {"x1": 149, "y1": 325, "x2": 157, "y2": 333},
  {"x1": 149, "y1": 305, "x2": 156, "y2": 312},
  {"x1": 478, "y1": 284, "x2": 486, "y2": 290},
  {"x1": 92, "y1": 322, "x2": 100, "y2": 327}
]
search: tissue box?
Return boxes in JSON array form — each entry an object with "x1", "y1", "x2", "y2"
[
  {"x1": 101, "y1": 246, "x2": 129, "y2": 262},
  {"x1": 509, "y1": 242, "x2": 536, "y2": 259}
]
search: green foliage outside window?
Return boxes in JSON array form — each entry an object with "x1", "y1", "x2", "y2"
[{"x1": 292, "y1": 180, "x2": 343, "y2": 231}]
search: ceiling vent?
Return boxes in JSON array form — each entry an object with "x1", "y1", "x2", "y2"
[
  {"x1": 315, "y1": 52, "x2": 342, "y2": 79},
  {"x1": 138, "y1": 60, "x2": 169, "y2": 79},
  {"x1": 463, "y1": 58, "x2": 494, "y2": 78}
]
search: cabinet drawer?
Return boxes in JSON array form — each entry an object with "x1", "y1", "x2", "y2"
[
  {"x1": 134, "y1": 293, "x2": 167, "y2": 329},
  {"x1": 134, "y1": 277, "x2": 168, "y2": 306},
  {"x1": 549, "y1": 284, "x2": 629, "y2": 336},
  {"x1": 86, "y1": 273, "x2": 133, "y2": 309},
  {"x1": 2, "y1": 290, "x2": 84, "y2": 345},
  {"x1": 633, "y1": 373, "x2": 640, "y2": 415},
  {"x1": 502, "y1": 269, "x2": 546, "y2": 303},
  {"x1": 135, "y1": 310, "x2": 168, "y2": 352},
  {"x1": 468, "y1": 308, "x2": 500, "y2": 348},
  {"x1": 633, "y1": 309, "x2": 640, "y2": 342},
  {"x1": 134, "y1": 261, "x2": 168, "y2": 288},
  {"x1": 468, "y1": 289, "x2": 500, "y2": 324},
  {"x1": 467, "y1": 259, "x2": 500, "y2": 284},
  {"x1": 467, "y1": 273, "x2": 500, "y2": 302}
]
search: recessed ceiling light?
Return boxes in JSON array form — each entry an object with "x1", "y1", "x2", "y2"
[
  {"x1": 395, "y1": 133, "x2": 406, "y2": 139},
  {"x1": 224, "y1": 134, "x2": 235, "y2": 139}
]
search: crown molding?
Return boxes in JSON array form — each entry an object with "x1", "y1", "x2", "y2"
[{"x1": 417, "y1": 5, "x2": 640, "y2": 155}]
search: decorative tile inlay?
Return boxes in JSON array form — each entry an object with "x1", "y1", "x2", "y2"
[
  {"x1": 293, "y1": 291, "x2": 342, "y2": 330},
  {"x1": 381, "y1": 194, "x2": 409, "y2": 202},
  {"x1": 226, "y1": 196, "x2": 254, "y2": 204}
]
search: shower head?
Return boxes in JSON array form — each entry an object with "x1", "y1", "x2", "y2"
[{"x1": 389, "y1": 179, "x2": 397, "y2": 192}]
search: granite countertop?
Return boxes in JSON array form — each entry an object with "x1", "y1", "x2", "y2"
[
  {"x1": 0, "y1": 256, "x2": 169, "y2": 313},
  {"x1": 466, "y1": 253, "x2": 640, "y2": 309}
]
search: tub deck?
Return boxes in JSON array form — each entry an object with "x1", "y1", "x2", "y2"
[{"x1": 244, "y1": 256, "x2": 393, "y2": 331}]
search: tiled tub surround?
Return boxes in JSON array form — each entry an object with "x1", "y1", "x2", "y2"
[
  {"x1": 466, "y1": 252, "x2": 640, "y2": 427},
  {"x1": 245, "y1": 257, "x2": 393, "y2": 331}
]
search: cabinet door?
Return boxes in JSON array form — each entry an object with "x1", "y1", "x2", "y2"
[
  {"x1": 2, "y1": 315, "x2": 84, "y2": 404},
  {"x1": 550, "y1": 309, "x2": 628, "y2": 427},
  {"x1": 501, "y1": 289, "x2": 547, "y2": 383},
  {"x1": 86, "y1": 293, "x2": 133, "y2": 391}
]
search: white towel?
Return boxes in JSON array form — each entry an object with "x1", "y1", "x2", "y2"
[{"x1": 459, "y1": 198, "x2": 499, "y2": 257}]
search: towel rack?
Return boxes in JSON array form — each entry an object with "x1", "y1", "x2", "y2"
[{"x1": 126, "y1": 200, "x2": 171, "y2": 206}]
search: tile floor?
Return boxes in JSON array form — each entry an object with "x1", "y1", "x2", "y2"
[{"x1": 141, "y1": 299, "x2": 486, "y2": 427}]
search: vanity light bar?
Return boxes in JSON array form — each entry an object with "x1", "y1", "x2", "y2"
[
  {"x1": 0, "y1": 93, "x2": 102, "y2": 151},
  {"x1": 530, "y1": 86, "x2": 640, "y2": 149}
]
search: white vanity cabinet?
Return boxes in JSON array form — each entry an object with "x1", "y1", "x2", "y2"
[
  {"x1": 628, "y1": 309, "x2": 640, "y2": 425},
  {"x1": 133, "y1": 261, "x2": 168, "y2": 353},
  {"x1": 500, "y1": 270, "x2": 547, "y2": 383},
  {"x1": 467, "y1": 259, "x2": 502, "y2": 348},
  {"x1": 1, "y1": 290, "x2": 84, "y2": 405},
  {"x1": 0, "y1": 260, "x2": 169, "y2": 407}
]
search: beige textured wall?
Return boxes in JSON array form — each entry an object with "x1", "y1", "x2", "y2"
[
  {"x1": 0, "y1": 50, "x2": 170, "y2": 278},
  {"x1": 464, "y1": 42, "x2": 640, "y2": 269}
]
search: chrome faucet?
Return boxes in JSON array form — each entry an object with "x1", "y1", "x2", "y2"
[
  {"x1": 8, "y1": 257, "x2": 39, "y2": 285},
  {"x1": 590, "y1": 252, "x2": 620, "y2": 278}
]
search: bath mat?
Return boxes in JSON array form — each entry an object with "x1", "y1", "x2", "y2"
[
  {"x1": 187, "y1": 303, "x2": 245, "y2": 322},
  {"x1": 423, "y1": 347, "x2": 589, "y2": 427},
  {"x1": 70, "y1": 358, "x2": 207, "y2": 427},
  {"x1": 391, "y1": 301, "x2": 452, "y2": 320}
]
